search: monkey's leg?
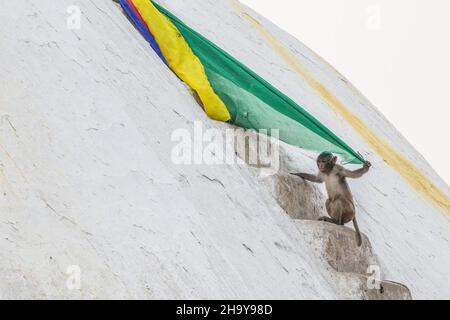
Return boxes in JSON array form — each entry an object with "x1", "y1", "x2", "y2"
[
  {"x1": 324, "y1": 198, "x2": 345, "y2": 225},
  {"x1": 337, "y1": 212, "x2": 344, "y2": 225},
  {"x1": 333, "y1": 198, "x2": 345, "y2": 225},
  {"x1": 320, "y1": 199, "x2": 339, "y2": 224},
  {"x1": 334, "y1": 197, "x2": 356, "y2": 225}
]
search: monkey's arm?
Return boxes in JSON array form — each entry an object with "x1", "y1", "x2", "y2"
[
  {"x1": 340, "y1": 162, "x2": 371, "y2": 179},
  {"x1": 290, "y1": 173, "x2": 323, "y2": 183}
]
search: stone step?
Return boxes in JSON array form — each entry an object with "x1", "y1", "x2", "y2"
[
  {"x1": 261, "y1": 173, "x2": 327, "y2": 220},
  {"x1": 294, "y1": 220, "x2": 378, "y2": 275},
  {"x1": 336, "y1": 273, "x2": 412, "y2": 300}
]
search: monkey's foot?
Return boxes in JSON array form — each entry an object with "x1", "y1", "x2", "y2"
[{"x1": 318, "y1": 216, "x2": 338, "y2": 224}]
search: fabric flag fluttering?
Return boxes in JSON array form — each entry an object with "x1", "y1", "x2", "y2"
[
  {"x1": 119, "y1": 0, "x2": 365, "y2": 164},
  {"x1": 120, "y1": 0, "x2": 167, "y2": 64}
]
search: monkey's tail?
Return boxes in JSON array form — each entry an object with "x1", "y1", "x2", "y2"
[{"x1": 352, "y1": 218, "x2": 362, "y2": 247}]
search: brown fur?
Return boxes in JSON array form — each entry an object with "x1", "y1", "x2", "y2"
[{"x1": 292, "y1": 154, "x2": 371, "y2": 246}]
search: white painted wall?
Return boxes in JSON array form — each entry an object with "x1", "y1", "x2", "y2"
[{"x1": 0, "y1": 0, "x2": 448, "y2": 299}]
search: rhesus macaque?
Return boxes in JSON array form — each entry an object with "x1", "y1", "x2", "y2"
[{"x1": 291, "y1": 152, "x2": 371, "y2": 247}]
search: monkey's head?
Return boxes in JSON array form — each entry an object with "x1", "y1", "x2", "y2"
[{"x1": 317, "y1": 152, "x2": 337, "y2": 173}]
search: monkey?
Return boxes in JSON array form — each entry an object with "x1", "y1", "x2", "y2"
[{"x1": 291, "y1": 152, "x2": 371, "y2": 247}]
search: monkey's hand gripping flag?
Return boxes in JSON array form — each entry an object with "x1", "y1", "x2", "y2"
[{"x1": 119, "y1": 0, "x2": 365, "y2": 164}]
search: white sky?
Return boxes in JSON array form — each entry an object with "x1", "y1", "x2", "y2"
[{"x1": 240, "y1": 0, "x2": 450, "y2": 185}]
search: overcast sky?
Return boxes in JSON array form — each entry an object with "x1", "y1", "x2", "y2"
[{"x1": 240, "y1": 0, "x2": 450, "y2": 185}]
